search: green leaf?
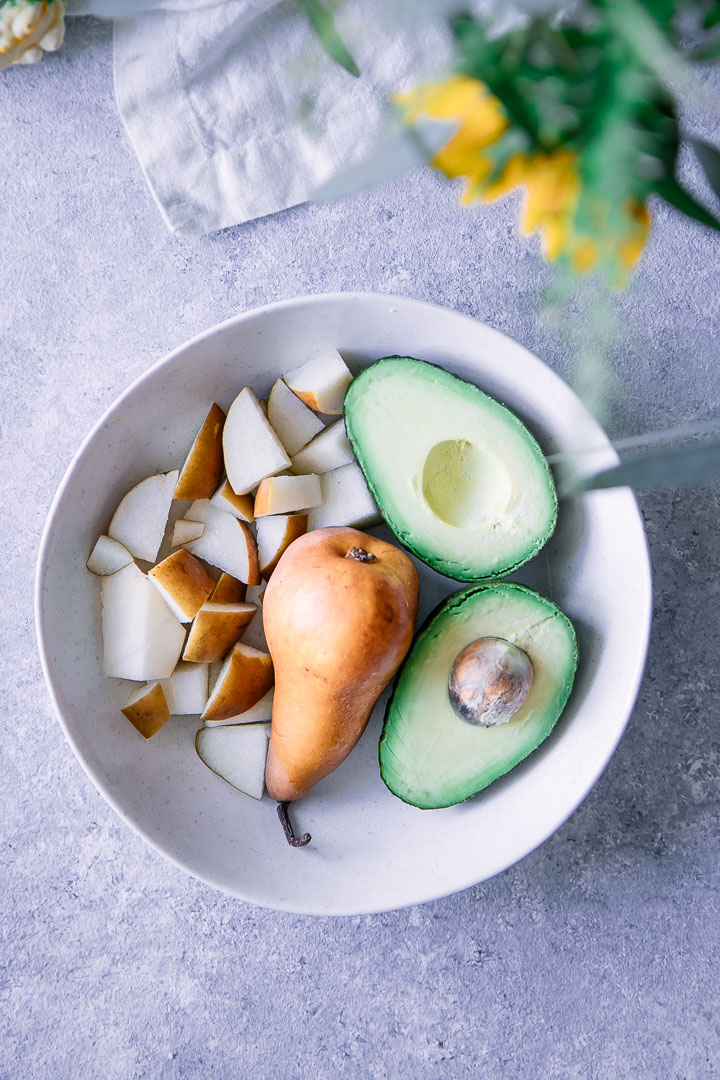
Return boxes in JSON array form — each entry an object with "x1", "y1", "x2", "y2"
[
  {"x1": 570, "y1": 439, "x2": 720, "y2": 494},
  {"x1": 298, "y1": 0, "x2": 360, "y2": 78},
  {"x1": 451, "y1": 17, "x2": 549, "y2": 149},
  {"x1": 655, "y1": 175, "x2": 720, "y2": 229},
  {"x1": 603, "y1": 0, "x2": 697, "y2": 98},
  {"x1": 633, "y1": 0, "x2": 676, "y2": 28},
  {"x1": 703, "y1": 2, "x2": 720, "y2": 30},
  {"x1": 689, "y1": 137, "x2": 720, "y2": 203}
]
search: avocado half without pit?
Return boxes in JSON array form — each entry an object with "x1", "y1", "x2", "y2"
[
  {"x1": 344, "y1": 357, "x2": 557, "y2": 580},
  {"x1": 380, "y1": 583, "x2": 578, "y2": 809}
]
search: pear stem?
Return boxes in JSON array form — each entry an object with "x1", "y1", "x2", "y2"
[
  {"x1": 276, "y1": 802, "x2": 311, "y2": 848},
  {"x1": 346, "y1": 547, "x2": 376, "y2": 563}
]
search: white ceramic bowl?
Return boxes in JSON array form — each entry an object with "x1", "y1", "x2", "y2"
[{"x1": 36, "y1": 293, "x2": 651, "y2": 915}]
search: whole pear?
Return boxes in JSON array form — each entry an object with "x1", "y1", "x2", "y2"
[{"x1": 263, "y1": 526, "x2": 419, "y2": 819}]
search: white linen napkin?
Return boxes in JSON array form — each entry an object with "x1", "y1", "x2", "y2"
[{"x1": 67, "y1": 0, "x2": 453, "y2": 235}]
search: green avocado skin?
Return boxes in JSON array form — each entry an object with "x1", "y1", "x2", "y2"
[
  {"x1": 379, "y1": 583, "x2": 578, "y2": 810},
  {"x1": 344, "y1": 356, "x2": 558, "y2": 582}
]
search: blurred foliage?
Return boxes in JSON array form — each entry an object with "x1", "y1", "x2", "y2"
[
  {"x1": 568, "y1": 436, "x2": 720, "y2": 493},
  {"x1": 298, "y1": 0, "x2": 359, "y2": 77},
  {"x1": 397, "y1": 74, "x2": 650, "y2": 284},
  {"x1": 306, "y1": 1, "x2": 720, "y2": 485},
  {"x1": 401, "y1": 2, "x2": 720, "y2": 282},
  {"x1": 308, "y1": 0, "x2": 720, "y2": 284}
]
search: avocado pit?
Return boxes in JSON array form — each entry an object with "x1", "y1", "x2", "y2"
[{"x1": 448, "y1": 636, "x2": 534, "y2": 727}]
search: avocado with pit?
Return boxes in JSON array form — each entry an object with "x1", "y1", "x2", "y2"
[
  {"x1": 344, "y1": 357, "x2": 557, "y2": 580},
  {"x1": 380, "y1": 582, "x2": 577, "y2": 809}
]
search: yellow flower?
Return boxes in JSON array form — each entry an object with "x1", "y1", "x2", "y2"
[
  {"x1": 395, "y1": 75, "x2": 507, "y2": 143},
  {"x1": 396, "y1": 75, "x2": 508, "y2": 198},
  {"x1": 396, "y1": 75, "x2": 650, "y2": 283}
]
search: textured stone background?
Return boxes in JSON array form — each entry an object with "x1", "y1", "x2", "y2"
[{"x1": 1, "y1": 17, "x2": 719, "y2": 1080}]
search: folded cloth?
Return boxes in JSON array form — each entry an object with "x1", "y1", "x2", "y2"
[{"x1": 67, "y1": 0, "x2": 452, "y2": 235}]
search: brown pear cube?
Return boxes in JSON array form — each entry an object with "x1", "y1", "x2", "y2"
[
  {"x1": 171, "y1": 519, "x2": 205, "y2": 547},
  {"x1": 174, "y1": 403, "x2": 226, "y2": 500},
  {"x1": 121, "y1": 682, "x2": 170, "y2": 739},
  {"x1": 256, "y1": 514, "x2": 308, "y2": 578},
  {"x1": 148, "y1": 549, "x2": 215, "y2": 622},
  {"x1": 210, "y1": 573, "x2": 246, "y2": 604},
  {"x1": 183, "y1": 602, "x2": 257, "y2": 663},
  {"x1": 254, "y1": 474, "x2": 321, "y2": 517},
  {"x1": 201, "y1": 643, "x2": 274, "y2": 723},
  {"x1": 210, "y1": 480, "x2": 255, "y2": 523}
]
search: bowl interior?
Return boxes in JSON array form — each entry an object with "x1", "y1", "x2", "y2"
[{"x1": 36, "y1": 293, "x2": 651, "y2": 914}]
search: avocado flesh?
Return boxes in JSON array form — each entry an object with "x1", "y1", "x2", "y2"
[
  {"x1": 380, "y1": 583, "x2": 577, "y2": 809},
  {"x1": 345, "y1": 357, "x2": 557, "y2": 580}
]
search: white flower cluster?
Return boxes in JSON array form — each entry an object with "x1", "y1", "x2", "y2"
[{"x1": 0, "y1": 0, "x2": 65, "y2": 69}]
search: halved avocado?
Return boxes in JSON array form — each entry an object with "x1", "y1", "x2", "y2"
[
  {"x1": 380, "y1": 583, "x2": 577, "y2": 809},
  {"x1": 344, "y1": 357, "x2": 557, "y2": 580}
]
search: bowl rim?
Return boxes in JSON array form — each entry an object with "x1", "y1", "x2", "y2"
[{"x1": 35, "y1": 291, "x2": 653, "y2": 914}]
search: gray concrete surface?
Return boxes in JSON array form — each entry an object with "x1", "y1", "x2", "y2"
[{"x1": 1, "y1": 16, "x2": 719, "y2": 1080}]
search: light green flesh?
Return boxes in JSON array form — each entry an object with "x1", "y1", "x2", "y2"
[
  {"x1": 380, "y1": 584, "x2": 577, "y2": 809},
  {"x1": 345, "y1": 357, "x2": 557, "y2": 580}
]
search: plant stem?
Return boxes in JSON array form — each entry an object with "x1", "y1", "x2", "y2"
[
  {"x1": 276, "y1": 802, "x2": 311, "y2": 848},
  {"x1": 346, "y1": 547, "x2": 377, "y2": 562}
]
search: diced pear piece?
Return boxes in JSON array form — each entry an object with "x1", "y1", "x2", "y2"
[
  {"x1": 171, "y1": 519, "x2": 204, "y2": 547},
  {"x1": 183, "y1": 602, "x2": 257, "y2": 663},
  {"x1": 108, "y1": 471, "x2": 179, "y2": 563},
  {"x1": 183, "y1": 507, "x2": 260, "y2": 584},
  {"x1": 267, "y1": 377, "x2": 325, "y2": 456},
  {"x1": 201, "y1": 643, "x2": 274, "y2": 723},
  {"x1": 203, "y1": 688, "x2": 274, "y2": 727},
  {"x1": 174, "y1": 403, "x2": 226, "y2": 500},
  {"x1": 210, "y1": 573, "x2": 246, "y2": 604},
  {"x1": 184, "y1": 499, "x2": 211, "y2": 523},
  {"x1": 283, "y1": 349, "x2": 353, "y2": 414},
  {"x1": 148, "y1": 549, "x2": 215, "y2": 622},
  {"x1": 121, "y1": 682, "x2": 170, "y2": 739},
  {"x1": 291, "y1": 418, "x2": 355, "y2": 475},
  {"x1": 86, "y1": 535, "x2": 133, "y2": 576},
  {"x1": 257, "y1": 514, "x2": 308, "y2": 578},
  {"x1": 196, "y1": 723, "x2": 270, "y2": 800},
  {"x1": 223, "y1": 387, "x2": 290, "y2": 495},
  {"x1": 161, "y1": 661, "x2": 209, "y2": 715},
  {"x1": 308, "y1": 462, "x2": 380, "y2": 530},
  {"x1": 210, "y1": 480, "x2": 255, "y2": 523},
  {"x1": 254, "y1": 474, "x2": 321, "y2": 517},
  {"x1": 102, "y1": 564, "x2": 186, "y2": 680}
]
